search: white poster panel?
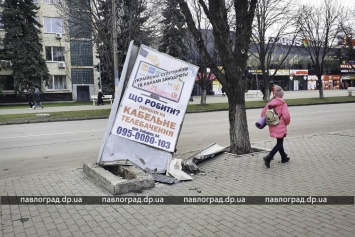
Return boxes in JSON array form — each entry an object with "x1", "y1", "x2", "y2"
[
  {"x1": 294, "y1": 80, "x2": 299, "y2": 90},
  {"x1": 111, "y1": 45, "x2": 198, "y2": 152}
]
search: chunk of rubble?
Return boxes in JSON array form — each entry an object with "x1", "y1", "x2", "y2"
[
  {"x1": 181, "y1": 143, "x2": 228, "y2": 173},
  {"x1": 166, "y1": 158, "x2": 193, "y2": 181},
  {"x1": 145, "y1": 168, "x2": 178, "y2": 184}
]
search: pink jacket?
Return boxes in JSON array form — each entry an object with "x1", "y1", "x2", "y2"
[{"x1": 261, "y1": 97, "x2": 291, "y2": 138}]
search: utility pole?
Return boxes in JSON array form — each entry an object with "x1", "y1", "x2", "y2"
[
  {"x1": 112, "y1": 0, "x2": 124, "y2": 92},
  {"x1": 98, "y1": 59, "x2": 102, "y2": 89},
  {"x1": 112, "y1": 0, "x2": 119, "y2": 91}
]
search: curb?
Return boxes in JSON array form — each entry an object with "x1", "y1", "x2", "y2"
[{"x1": 0, "y1": 101, "x2": 354, "y2": 126}]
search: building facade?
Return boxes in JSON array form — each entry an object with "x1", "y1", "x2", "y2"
[
  {"x1": 0, "y1": 0, "x2": 100, "y2": 103},
  {"x1": 189, "y1": 33, "x2": 355, "y2": 95},
  {"x1": 241, "y1": 36, "x2": 355, "y2": 93}
]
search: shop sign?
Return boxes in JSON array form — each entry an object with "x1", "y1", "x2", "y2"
[
  {"x1": 269, "y1": 69, "x2": 289, "y2": 75},
  {"x1": 341, "y1": 69, "x2": 355, "y2": 73},
  {"x1": 268, "y1": 37, "x2": 303, "y2": 47},
  {"x1": 308, "y1": 75, "x2": 318, "y2": 80},
  {"x1": 290, "y1": 70, "x2": 308, "y2": 76},
  {"x1": 340, "y1": 64, "x2": 355, "y2": 69}
]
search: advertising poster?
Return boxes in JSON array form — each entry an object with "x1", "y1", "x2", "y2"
[{"x1": 111, "y1": 45, "x2": 198, "y2": 152}]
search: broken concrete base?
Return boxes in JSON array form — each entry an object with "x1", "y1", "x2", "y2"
[{"x1": 83, "y1": 163, "x2": 155, "y2": 195}]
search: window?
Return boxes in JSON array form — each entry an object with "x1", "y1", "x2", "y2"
[
  {"x1": 43, "y1": 17, "x2": 63, "y2": 33},
  {"x1": 71, "y1": 68, "x2": 94, "y2": 84},
  {"x1": 0, "y1": 75, "x2": 14, "y2": 90},
  {"x1": 70, "y1": 40, "x2": 93, "y2": 66},
  {"x1": 32, "y1": 0, "x2": 38, "y2": 3},
  {"x1": 47, "y1": 75, "x2": 66, "y2": 90},
  {"x1": 45, "y1": 47, "x2": 65, "y2": 62}
]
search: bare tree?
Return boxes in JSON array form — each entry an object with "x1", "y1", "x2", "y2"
[
  {"x1": 250, "y1": 0, "x2": 299, "y2": 101},
  {"x1": 178, "y1": 0, "x2": 257, "y2": 155},
  {"x1": 187, "y1": 1, "x2": 217, "y2": 105},
  {"x1": 56, "y1": 0, "x2": 154, "y2": 95},
  {"x1": 297, "y1": 0, "x2": 342, "y2": 98},
  {"x1": 56, "y1": 0, "x2": 117, "y2": 94},
  {"x1": 338, "y1": 6, "x2": 355, "y2": 75}
]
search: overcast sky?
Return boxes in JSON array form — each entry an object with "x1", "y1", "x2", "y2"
[{"x1": 299, "y1": 0, "x2": 355, "y2": 8}]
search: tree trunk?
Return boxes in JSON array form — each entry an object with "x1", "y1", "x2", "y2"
[
  {"x1": 317, "y1": 77, "x2": 324, "y2": 99},
  {"x1": 177, "y1": 0, "x2": 257, "y2": 155},
  {"x1": 201, "y1": 88, "x2": 207, "y2": 105},
  {"x1": 264, "y1": 87, "x2": 271, "y2": 101},
  {"x1": 228, "y1": 94, "x2": 252, "y2": 155},
  {"x1": 263, "y1": 72, "x2": 271, "y2": 101}
]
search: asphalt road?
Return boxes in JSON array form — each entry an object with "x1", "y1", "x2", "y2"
[{"x1": 0, "y1": 103, "x2": 354, "y2": 180}]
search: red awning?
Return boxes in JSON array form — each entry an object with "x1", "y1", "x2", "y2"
[{"x1": 195, "y1": 73, "x2": 216, "y2": 81}]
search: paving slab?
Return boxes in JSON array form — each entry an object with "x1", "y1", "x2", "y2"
[{"x1": 1, "y1": 129, "x2": 354, "y2": 236}]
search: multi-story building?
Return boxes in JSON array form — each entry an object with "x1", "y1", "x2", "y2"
[
  {"x1": 0, "y1": 0, "x2": 100, "y2": 103},
  {"x1": 190, "y1": 33, "x2": 354, "y2": 95}
]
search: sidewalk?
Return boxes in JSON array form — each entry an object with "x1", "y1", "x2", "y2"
[
  {"x1": 189, "y1": 89, "x2": 348, "y2": 104},
  {"x1": 1, "y1": 129, "x2": 354, "y2": 237},
  {"x1": 0, "y1": 89, "x2": 349, "y2": 116},
  {"x1": 0, "y1": 104, "x2": 113, "y2": 116}
]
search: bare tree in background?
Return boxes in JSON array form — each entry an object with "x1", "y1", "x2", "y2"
[
  {"x1": 297, "y1": 0, "x2": 342, "y2": 99},
  {"x1": 187, "y1": 1, "x2": 218, "y2": 105},
  {"x1": 338, "y1": 6, "x2": 355, "y2": 75},
  {"x1": 250, "y1": 0, "x2": 299, "y2": 101},
  {"x1": 178, "y1": 0, "x2": 257, "y2": 155},
  {"x1": 56, "y1": 0, "x2": 114, "y2": 93},
  {"x1": 56, "y1": 0, "x2": 154, "y2": 95}
]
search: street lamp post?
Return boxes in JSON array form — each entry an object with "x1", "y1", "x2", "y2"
[
  {"x1": 112, "y1": 0, "x2": 124, "y2": 92},
  {"x1": 112, "y1": 0, "x2": 119, "y2": 90},
  {"x1": 98, "y1": 59, "x2": 102, "y2": 89}
]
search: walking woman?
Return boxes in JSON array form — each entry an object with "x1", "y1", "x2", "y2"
[
  {"x1": 261, "y1": 85, "x2": 291, "y2": 168},
  {"x1": 97, "y1": 89, "x2": 104, "y2": 105},
  {"x1": 32, "y1": 87, "x2": 44, "y2": 109}
]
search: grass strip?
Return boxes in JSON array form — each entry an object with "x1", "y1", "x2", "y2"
[
  {"x1": 1, "y1": 96, "x2": 355, "y2": 124},
  {"x1": 186, "y1": 96, "x2": 355, "y2": 112}
]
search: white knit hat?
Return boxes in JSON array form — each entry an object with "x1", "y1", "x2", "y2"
[{"x1": 274, "y1": 85, "x2": 284, "y2": 98}]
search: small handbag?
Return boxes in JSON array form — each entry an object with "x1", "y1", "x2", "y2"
[{"x1": 255, "y1": 115, "x2": 267, "y2": 129}]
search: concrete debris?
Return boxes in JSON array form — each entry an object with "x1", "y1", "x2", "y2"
[
  {"x1": 193, "y1": 143, "x2": 228, "y2": 161},
  {"x1": 182, "y1": 158, "x2": 199, "y2": 173},
  {"x1": 166, "y1": 158, "x2": 193, "y2": 181},
  {"x1": 182, "y1": 143, "x2": 228, "y2": 173},
  {"x1": 145, "y1": 168, "x2": 178, "y2": 184}
]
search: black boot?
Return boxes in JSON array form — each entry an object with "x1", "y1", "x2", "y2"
[
  {"x1": 281, "y1": 153, "x2": 290, "y2": 163},
  {"x1": 263, "y1": 154, "x2": 273, "y2": 168}
]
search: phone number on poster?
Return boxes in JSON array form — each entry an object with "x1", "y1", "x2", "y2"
[{"x1": 116, "y1": 126, "x2": 171, "y2": 149}]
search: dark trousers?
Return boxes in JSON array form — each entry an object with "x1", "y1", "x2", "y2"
[{"x1": 269, "y1": 137, "x2": 287, "y2": 157}]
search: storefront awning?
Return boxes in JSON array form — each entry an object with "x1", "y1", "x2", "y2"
[{"x1": 195, "y1": 73, "x2": 216, "y2": 81}]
